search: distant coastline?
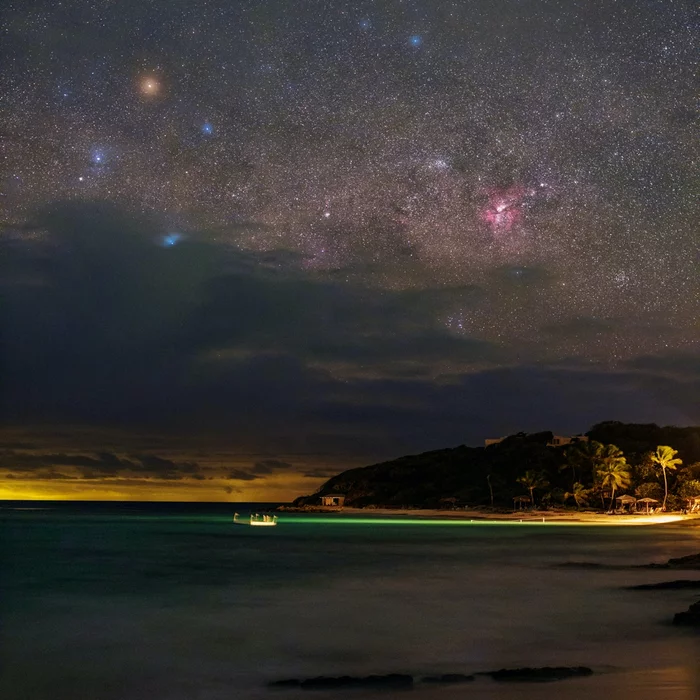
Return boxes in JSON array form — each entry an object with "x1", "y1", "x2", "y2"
[{"x1": 293, "y1": 424, "x2": 700, "y2": 520}]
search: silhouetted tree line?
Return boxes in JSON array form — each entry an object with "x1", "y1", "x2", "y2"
[{"x1": 294, "y1": 422, "x2": 700, "y2": 512}]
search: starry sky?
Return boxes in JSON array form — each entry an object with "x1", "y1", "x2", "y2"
[{"x1": 1, "y1": 0, "x2": 698, "y2": 501}]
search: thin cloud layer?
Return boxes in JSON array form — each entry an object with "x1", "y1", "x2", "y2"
[
  {"x1": 1, "y1": 203, "x2": 698, "y2": 497},
  {"x1": 0, "y1": 450, "x2": 202, "y2": 481}
]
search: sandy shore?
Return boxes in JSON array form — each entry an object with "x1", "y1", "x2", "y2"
[{"x1": 281, "y1": 506, "x2": 700, "y2": 526}]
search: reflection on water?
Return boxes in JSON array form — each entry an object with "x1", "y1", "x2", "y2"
[{"x1": 1, "y1": 504, "x2": 700, "y2": 699}]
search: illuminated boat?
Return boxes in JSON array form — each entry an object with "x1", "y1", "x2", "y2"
[{"x1": 233, "y1": 512, "x2": 278, "y2": 527}]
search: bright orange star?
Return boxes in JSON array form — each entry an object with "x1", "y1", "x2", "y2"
[{"x1": 140, "y1": 76, "x2": 160, "y2": 96}]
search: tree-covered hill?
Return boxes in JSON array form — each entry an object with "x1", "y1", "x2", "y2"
[
  {"x1": 294, "y1": 423, "x2": 700, "y2": 510},
  {"x1": 588, "y1": 422, "x2": 700, "y2": 464}
]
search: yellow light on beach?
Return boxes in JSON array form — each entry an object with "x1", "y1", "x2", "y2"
[{"x1": 280, "y1": 513, "x2": 687, "y2": 527}]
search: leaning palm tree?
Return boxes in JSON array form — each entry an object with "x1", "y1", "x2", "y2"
[
  {"x1": 517, "y1": 470, "x2": 549, "y2": 507},
  {"x1": 596, "y1": 445, "x2": 631, "y2": 511},
  {"x1": 651, "y1": 445, "x2": 682, "y2": 511},
  {"x1": 564, "y1": 481, "x2": 590, "y2": 510}
]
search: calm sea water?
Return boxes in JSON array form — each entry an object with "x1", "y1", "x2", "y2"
[{"x1": 2, "y1": 501, "x2": 700, "y2": 700}]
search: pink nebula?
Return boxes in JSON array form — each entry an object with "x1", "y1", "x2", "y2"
[{"x1": 481, "y1": 185, "x2": 525, "y2": 234}]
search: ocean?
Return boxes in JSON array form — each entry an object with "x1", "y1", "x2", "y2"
[{"x1": 2, "y1": 501, "x2": 700, "y2": 700}]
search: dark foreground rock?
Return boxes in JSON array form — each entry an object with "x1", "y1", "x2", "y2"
[
  {"x1": 485, "y1": 666, "x2": 593, "y2": 682},
  {"x1": 421, "y1": 673, "x2": 474, "y2": 684},
  {"x1": 673, "y1": 600, "x2": 700, "y2": 626},
  {"x1": 556, "y1": 562, "x2": 627, "y2": 569},
  {"x1": 559, "y1": 553, "x2": 700, "y2": 571},
  {"x1": 269, "y1": 674, "x2": 413, "y2": 690},
  {"x1": 270, "y1": 667, "x2": 597, "y2": 690},
  {"x1": 667, "y1": 553, "x2": 700, "y2": 569},
  {"x1": 646, "y1": 553, "x2": 700, "y2": 570},
  {"x1": 627, "y1": 580, "x2": 700, "y2": 590}
]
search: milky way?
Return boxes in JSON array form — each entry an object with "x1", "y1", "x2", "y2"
[{"x1": 1, "y1": 0, "x2": 698, "y2": 364}]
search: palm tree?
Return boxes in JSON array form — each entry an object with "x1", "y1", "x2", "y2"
[
  {"x1": 517, "y1": 470, "x2": 549, "y2": 507},
  {"x1": 486, "y1": 473, "x2": 494, "y2": 508},
  {"x1": 651, "y1": 445, "x2": 682, "y2": 511},
  {"x1": 563, "y1": 440, "x2": 604, "y2": 488},
  {"x1": 595, "y1": 444, "x2": 631, "y2": 511},
  {"x1": 564, "y1": 482, "x2": 590, "y2": 510}
]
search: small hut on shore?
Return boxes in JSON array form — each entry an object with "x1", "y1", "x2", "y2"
[
  {"x1": 513, "y1": 495, "x2": 531, "y2": 511},
  {"x1": 439, "y1": 497, "x2": 459, "y2": 510},
  {"x1": 615, "y1": 494, "x2": 637, "y2": 513}
]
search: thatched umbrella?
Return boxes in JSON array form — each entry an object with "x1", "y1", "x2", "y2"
[
  {"x1": 615, "y1": 494, "x2": 637, "y2": 512},
  {"x1": 637, "y1": 497, "x2": 658, "y2": 514}
]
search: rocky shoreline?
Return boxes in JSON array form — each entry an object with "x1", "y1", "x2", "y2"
[
  {"x1": 563, "y1": 552, "x2": 700, "y2": 626},
  {"x1": 268, "y1": 552, "x2": 700, "y2": 693},
  {"x1": 633, "y1": 552, "x2": 700, "y2": 626}
]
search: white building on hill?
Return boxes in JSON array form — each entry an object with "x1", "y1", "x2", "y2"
[
  {"x1": 484, "y1": 434, "x2": 589, "y2": 448},
  {"x1": 320, "y1": 495, "x2": 346, "y2": 507}
]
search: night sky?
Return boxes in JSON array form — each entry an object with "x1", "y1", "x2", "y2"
[{"x1": 1, "y1": 0, "x2": 698, "y2": 500}]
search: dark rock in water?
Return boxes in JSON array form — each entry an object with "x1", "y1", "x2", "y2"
[
  {"x1": 667, "y1": 553, "x2": 700, "y2": 569},
  {"x1": 270, "y1": 674, "x2": 413, "y2": 690},
  {"x1": 422, "y1": 673, "x2": 475, "y2": 684},
  {"x1": 486, "y1": 666, "x2": 593, "y2": 682},
  {"x1": 645, "y1": 553, "x2": 700, "y2": 570},
  {"x1": 556, "y1": 562, "x2": 631, "y2": 570},
  {"x1": 557, "y1": 562, "x2": 607, "y2": 569},
  {"x1": 627, "y1": 580, "x2": 700, "y2": 591},
  {"x1": 269, "y1": 679, "x2": 302, "y2": 688},
  {"x1": 673, "y1": 600, "x2": 700, "y2": 626}
]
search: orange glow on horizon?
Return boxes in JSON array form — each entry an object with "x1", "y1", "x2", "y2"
[{"x1": 0, "y1": 474, "x2": 319, "y2": 502}]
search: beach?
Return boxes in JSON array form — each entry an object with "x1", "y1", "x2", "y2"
[{"x1": 282, "y1": 505, "x2": 700, "y2": 526}]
